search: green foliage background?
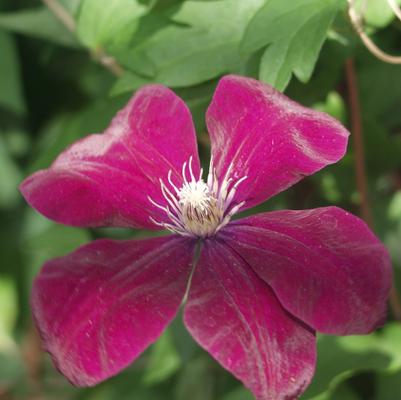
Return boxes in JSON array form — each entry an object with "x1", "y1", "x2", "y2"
[{"x1": 1, "y1": 0, "x2": 401, "y2": 399}]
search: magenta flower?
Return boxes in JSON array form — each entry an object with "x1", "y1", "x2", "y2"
[{"x1": 20, "y1": 76, "x2": 391, "y2": 400}]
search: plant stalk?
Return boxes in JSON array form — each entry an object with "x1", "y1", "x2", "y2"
[{"x1": 345, "y1": 58, "x2": 401, "y2": 321}]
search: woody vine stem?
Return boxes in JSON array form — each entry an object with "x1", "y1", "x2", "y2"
[
  {"x1": 347, "y1": 0, "x2": 401, "y2": 64},
  {"x1": 345, "y1": 59, "x2": 401, "y2": 321},
  {"x1": 346, "y1": 0, "x2": 401, "y2": 320},
  {"x1": 41, "y1": 0, "x2": 124, "y2": 76}
]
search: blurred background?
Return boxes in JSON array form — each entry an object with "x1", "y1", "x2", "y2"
[{"x1": 1, "y1": 0, "x2": 401, "y2": 399}]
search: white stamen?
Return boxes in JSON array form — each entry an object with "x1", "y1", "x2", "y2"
[
  {"x1": 182, "y1": 161, "x2": 188, "y2": 184},
  {"x1": 224, "y1": 175, "x2": 248, "y2": 212},
  {"x1": 148, "y1": 157, "x2": 247, "y2": 238},
  {"x1": 160, "y1": 179, "x2": 181, "y2": 214},
  {"x1": 188, "y1": 156, "x2": 196, "y2": 183},
  {"x1": 167, "y1": 170, "x2": 180, "y2": 195},
  {"x1": 148, "y1": 196, "x2": 184, "y2": 228},
  {"x1": 207, "y1": 156, "x2": 214, "y2": 188},
  {"x1": 215, "y1": 201, "x2": 245, "y2": 234}
]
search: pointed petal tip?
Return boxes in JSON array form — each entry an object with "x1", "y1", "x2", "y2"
[
  {"x1": 207, "y1": 75, "x2": 350, "y2": 210},
  {"x1": 223, "y1": 206, "x2": 392, "y2": 336},
  {"x1": 31, "y1": 236, "x2": 195, "y2": 386},
  {"x1": 21, "y1": 84, "x2": 200, "y2": 230},
  {"x1": 184, "y1": 240, "x2": 316, "y2": 400}
]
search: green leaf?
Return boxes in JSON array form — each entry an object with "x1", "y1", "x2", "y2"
[
  {"x1": 0, "y1": 276, "x2": 23, "y2": 387},
  {"x1": 358, "y1": 55, "x2": 401, "y2": 127},
  {"x1": 0, "y1": 350, "x2": 23, "y2": 387},
  {"x1": 376, "y1": 371, "x2": 401, "y2": 399},
  {"x1": 0, "y1": 134, "x2": 23, "y2": 209},
  {"x1": 3, "y1": 129, "x2": 30, "y2": 158},
  {"x1": 175, "y1": 81, "x2": 215, "y2": 132},
  {"x1": 0, "y1": 8, "x2": 78, "y2": 47},
  {"x1": 313, "y1": 91, "x2": 347, "y2": 123},
  {"x1": 28, "y1": 96, "x2": 128, "y2": 173},
  {"x1": 119, "y1": 0, "x2": 264, "y2": 87},
  {"x1": 385, "y1": 191, "x2": 401, "y2": 267},
  {"x1": 110, "y1": 72, "x2": 152, "y2": 96},
  {"x1": 319, "y1": 172, "x2": 343, "y2": 203},
  {"x1": 362, "y1": 116, "x2": 401, "y2": 173},
  {"x1": 77, "y1": 0, "x2": 148, "y2": 49},
  {"x1": 387, "y1": 191, "x2": 401, "y2": 221},
  {"x1": 22, "y1": 210, "x2": 90, "y2": 280},
  {"x1": 59, "y1": 0, "x2": 82, "y2": 16},
  {"x1": 327, "y1": 384, "x2": 360, "y2": 400},
  {"x1": 356, "y1": 0, "x2": 401, "y2": 28},
  {"x1": 242, "y1": 0, "x2": 341, "y2": 90},
  {"x1": 222, "y1": 387, "x2": 254, "y2": 400},
  {"x1": 305, "y1": 382, "x2": 360, "y2": 400},
  {"x1": 303, "y1": 323, "x2": 401, "y2": 399},
  {"x1": 175, "y1": 356, "x2": 214, "y2": 400},
  {"x1": 0, "y1": 277, "x2": 17, "y2": 345},
  {"x1": 111, "y1": 74, "x2": 214, "y2": 132},
  {"x1": 143, "y1": 330, "x2": 181, "y2": 385},
  {"x1": 0, "y1": 30, "x2": 25, "y2": 114}
]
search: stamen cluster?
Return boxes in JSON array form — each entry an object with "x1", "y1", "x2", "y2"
[{"x1": 149, "y1": 157, "x2": 247, "y2": 237}]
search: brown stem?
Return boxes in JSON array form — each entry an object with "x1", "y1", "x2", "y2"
[
  {"x1": 41, "y1": 0, "x2": 124, "y2": 77},
  {"x1": 42, "y1": 0, "x2": 75, "y2": 32},
  {"x1": 91, "y1": 48, "x2": 124, "y2": 77},
  {"x1": 22, "y1": 324, "x2": 45, "y2": 399},
  {"x1": 390, "y1": 286, "x2": 401, "y2": 320},
  {"x1": 0, "y1": 386, "x2": 12, "y2": 400},
  {"x1": 345, "y1": 58, "x2": 401, "y2": 321},
  {"x1": 345, "y1": 59, "x2": 373, "y2": 226},
  {"x1": 347, "y1": 0, "x2": 401, "y2": 64}
]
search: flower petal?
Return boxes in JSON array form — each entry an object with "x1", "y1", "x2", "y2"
[
  {"x1": 20, "y1": 85, "x2": 199, "y2": 229},
  {"x1": 206, "y1": 75, "x2": 349, "y2": 209},
  {"x1": 222, "y1": 207, "x2": 392, "y2": 335},
  {"x1": 32, "y1": 235, "x2": 195, "y2": 386},
  {"x1": 184, "y1": 240, "x2": 316, "y2": 400}
]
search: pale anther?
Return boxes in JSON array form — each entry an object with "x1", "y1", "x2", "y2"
[{"x1": 148, "y1": 157, "x2": 247, "y2": 238}]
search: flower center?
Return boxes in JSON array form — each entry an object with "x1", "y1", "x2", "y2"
[
  {"x1": 148, "y1": 156, "x2": 247, "y2": 238},
  {"x1": 178, "y1": 180, "x2": 223, "y2": 237}
]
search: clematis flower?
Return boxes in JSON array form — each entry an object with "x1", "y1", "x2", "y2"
[{"x1": 20, "y1": 75, "x2": 391, "y2": 400}]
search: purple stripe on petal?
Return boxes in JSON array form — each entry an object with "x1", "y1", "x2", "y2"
[
  {"x1": 222, "y1": 207, "x2": 392, "y2": 335},
  {"x1": 31, "y1": 235, "x2": 195, "y2": 386},
  {"x1": 206, "y1": 75, "x2": 349, "y2": 210},
  {"x1": 184, "y1": 239, "x2": 316, "y2": 400},
  {"x1": 21, "y1": 85, "x2": 200, "y2": 229}
]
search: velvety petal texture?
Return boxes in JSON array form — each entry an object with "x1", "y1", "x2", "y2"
[
  {"x1": 207, "y1": 75, "x2": 350, "y2": 210},
  {"x1": 21, "y1": 75, "x2": 393, "y2": 400},
  {"x1": 222, "y1": 207, "x2": 392, "y2": 335},
  {"x1": 184, "y1": 239, "x2": 316, "y2": 400},
  {"x1": 31, "y1": 235, "x2": 195, "y2": 386},
  {"x1": 20, "y1": 85, "x2": 200, "y2": 229}
]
